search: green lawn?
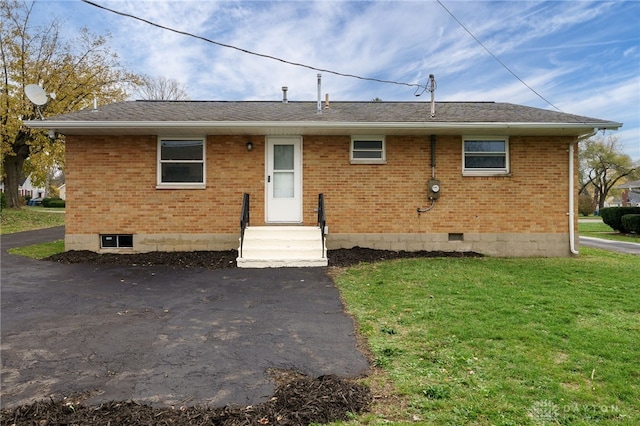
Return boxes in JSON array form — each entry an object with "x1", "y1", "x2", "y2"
[
  {"x1": 332, "y1": 249, "x2": 639, "y2": 425},
  {"x1": 578, "y1": 219, "x2": 639, "y2": 243},
  {"x1": 7, "y1": 239, "x2": 65, "y2": 258},
  {"x1": 0, "y1": 206, "x2": 65, "y2": 234}
]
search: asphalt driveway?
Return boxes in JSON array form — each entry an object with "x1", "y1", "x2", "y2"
[{"x1": 0, "y1": 228, "x2": 369, "y2": 409}]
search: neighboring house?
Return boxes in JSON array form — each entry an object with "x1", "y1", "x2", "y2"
[
  {"x1": 26, "y1": 99, "x2": 621, "y2": 264},
  {"x1": 20, "y1": 175, "x2": 46, "y2": 200},
  {"x1": 58, "y1": 183, "x2": 66, "y2": 200},
  {"x1": 613, "y1": 180, "x2": 640, "y2": 207},
  {"x1": 0, "y1": 174, "x2": 46, "y2": 200}
]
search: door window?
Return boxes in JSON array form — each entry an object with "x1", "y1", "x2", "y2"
[{"x1": 273, "y1": 144, "x2": 295, "y2": 198}]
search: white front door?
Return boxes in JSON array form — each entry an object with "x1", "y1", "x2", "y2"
[{"x1": 266, "y1": 136, "x2": 302, "y2": 223}]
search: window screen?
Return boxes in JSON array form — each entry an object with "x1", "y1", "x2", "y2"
[
  {"x1": 158, "y1": 139, "x2": 205, "y2": 185},
  {"x1": 463, "y1": 138, "x2": 508, "y2": 173},
  {"x1": 351, "y1": 137, "x2": 386, "y2": 163}
]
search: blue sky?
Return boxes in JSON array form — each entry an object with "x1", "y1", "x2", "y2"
[{"x1": 34, "y1": 1, "x2": 639, "y2": 161}]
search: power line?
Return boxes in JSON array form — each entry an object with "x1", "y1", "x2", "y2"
[
  {"x1": 80, "y1": 0, "x2": 427, "y2": 91},
  {"x1": 81, "y1": 0, "x2": 570, "y2": 112},
  {"x1": 436, "y1": 0, "x2": 563, "y2": 112}
]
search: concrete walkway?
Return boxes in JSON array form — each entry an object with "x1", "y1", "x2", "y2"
[{"x1": 0, "y1": 228, "x2": 369, "y2": 409}]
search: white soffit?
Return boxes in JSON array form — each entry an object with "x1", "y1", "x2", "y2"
[{"x1": 25, "y1": 120, "x2": 621, "y2": 137}]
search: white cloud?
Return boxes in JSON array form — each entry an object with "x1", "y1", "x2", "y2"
[{"x1": 35, "y1": 1, "x2": 640, "y2": 160}]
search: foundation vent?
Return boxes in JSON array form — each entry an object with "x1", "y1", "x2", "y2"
[{"x1": 448, "y1": 233, "x2": 464, "y2": 242}]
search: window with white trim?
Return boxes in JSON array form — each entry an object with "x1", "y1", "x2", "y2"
[
  {"x1": 157, "y1": 138, "x2": 205, "y2": 188},
  {"x1": 350, "y1": 136, "x2": 386, "y2": 164},
  {"x1": 462, "y1": 137, "x2": 509, "y2": 175}
]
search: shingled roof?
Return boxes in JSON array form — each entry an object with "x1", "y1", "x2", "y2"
[{"x1": 26, "y1": 100, "x2": 621, "y2": 137}]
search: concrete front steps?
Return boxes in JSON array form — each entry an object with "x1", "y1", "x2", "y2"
[{"x1": 237, "y1": 226, "x2": 327, "y2": 268}]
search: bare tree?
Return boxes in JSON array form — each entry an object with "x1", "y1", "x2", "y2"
[{"x1": 136, "y1": 75, "x2": 190, "y2": 100}]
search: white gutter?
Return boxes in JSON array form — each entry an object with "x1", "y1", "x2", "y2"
[
  {"x1": 569, "y1": 129, "x2": 599, "y2": 255},
  {"x1": 24, "y1": 120, "x2": 623, "y2": 132}
]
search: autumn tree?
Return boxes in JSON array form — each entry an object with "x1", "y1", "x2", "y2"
[
  {"x1": 1, "y1": 0, "x2": 139, "y2": 208},
  {"x1": 579, "y1": 134, "x2": 638, "y2": 211},
  {"x1": 135, "y1": 74, "x2": 190, "y2": 100}
]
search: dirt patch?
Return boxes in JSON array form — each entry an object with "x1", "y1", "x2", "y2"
[
  {"x1": 0, "y1": 373, "x2": 371, "y2": 425},
  {"x1": 45, "y1": 247, "x2": 482, "y2": 269}
]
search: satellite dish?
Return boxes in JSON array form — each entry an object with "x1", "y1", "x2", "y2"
[{"x1": 25, "y1": 84, "x2": 48, "y2": 106}]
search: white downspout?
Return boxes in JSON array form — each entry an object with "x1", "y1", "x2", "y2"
[
  {"x1": 568, "y1": 141, "x2": 579, "y2": 255},
  {"x1": 569, "y1": 129, "x2": 598, "y2": 255}
]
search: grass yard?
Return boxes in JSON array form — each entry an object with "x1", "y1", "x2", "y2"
[
  {"x1": 0, "y1": 207, "x2": 65, "y2": 234},
  {"x1": 578, "y1": 219, "x2": 640, "y2": 243},
  {"x1": 7, "y1": 239, "x2": 65, "y2": 258},
  {"x1": 333, "y1": 248, "x2": 639, "y2": 425}
]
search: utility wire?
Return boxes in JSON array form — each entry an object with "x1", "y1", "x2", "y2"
[
  {"x1": 82, "y1": 0, "x2": 571, "y2": 114},
  {"x1": 80, "y1": 0, "x2": 426, "y2": 91},
  {"x1": 436, "y1": 0, "x2": 563, "y2": 112}
]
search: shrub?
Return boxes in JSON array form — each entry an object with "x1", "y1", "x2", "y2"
[
  {"x1": 621, "y1": 214, "x2": 640, "y2": 234},
  {"x1": 600, "y1": 207, "x2": 640, "y2": 233},
  {"x1": 42, "y1": 197, "x2": 65, "y2": 208},
  {"x1": 578, "y1": 193, "x2": 595, "y2": 216},
  {"x1": 0, "y1": 192, "x2": 6, "y2": 210}
]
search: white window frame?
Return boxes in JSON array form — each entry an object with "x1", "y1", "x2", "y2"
[
  {"x1": 462, "y1": 136, "x2": 510, "y2": 176},
  {"x1": 156, "y1": 137, "x2": 206, "y2": 189},
  {"x1": 350, "y1": 135, "x2": 386, "y2": 164}
]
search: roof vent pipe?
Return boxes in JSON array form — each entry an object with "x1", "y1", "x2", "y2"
[
  {"x1": 428, "y1": 74, "x2": 436, "y2": 118},
  {"x1": 317, "y1": 73, "x2": 322, "y2": 114},
  {"x1": 282, "y1": 86, "x2": 288, "y2": 103},
  {"x1": 325, "y1": 93, "x2": 330, "y2": 109}
]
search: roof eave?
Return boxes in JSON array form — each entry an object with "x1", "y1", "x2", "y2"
[{"x1": 25, "y1": 119, "x2": 622, "y2": 137}]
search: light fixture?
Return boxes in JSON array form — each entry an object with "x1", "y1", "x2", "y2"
[{"x1": 246, "y1": 141, "x2": 253, "y2": 151}]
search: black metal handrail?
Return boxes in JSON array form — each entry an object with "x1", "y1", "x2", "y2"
[
  {"x1": 317, "y1": 193, "x2": 326, "y2": 258},
  {"x1": 239, "y1": 193, "x2": 250, "y2": 258}
]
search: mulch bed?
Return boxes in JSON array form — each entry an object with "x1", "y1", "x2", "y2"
[
  {"x1": 0, "y1": 374, "x2": 371, "y2": 425},
  {"x1": 44, "y1": 247, "x2": 482, "y2": 269},
  {"x1": 328, "y1": 247, "x2": 482, "y2": 266}
]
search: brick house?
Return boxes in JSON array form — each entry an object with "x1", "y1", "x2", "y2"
[{"x1": 26, "y1": 100, "x2": 621, "y2": 266}]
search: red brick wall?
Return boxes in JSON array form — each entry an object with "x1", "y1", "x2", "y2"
[
  {"x1": 304, "y1": 135, "x2": 575, "y2": 234},
  {"x1": 65, "y1": 135, "x2": 265, "y2": 235},
  {"x1": 65, "y1": 134, "x2": 576, "y2": 237}
]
